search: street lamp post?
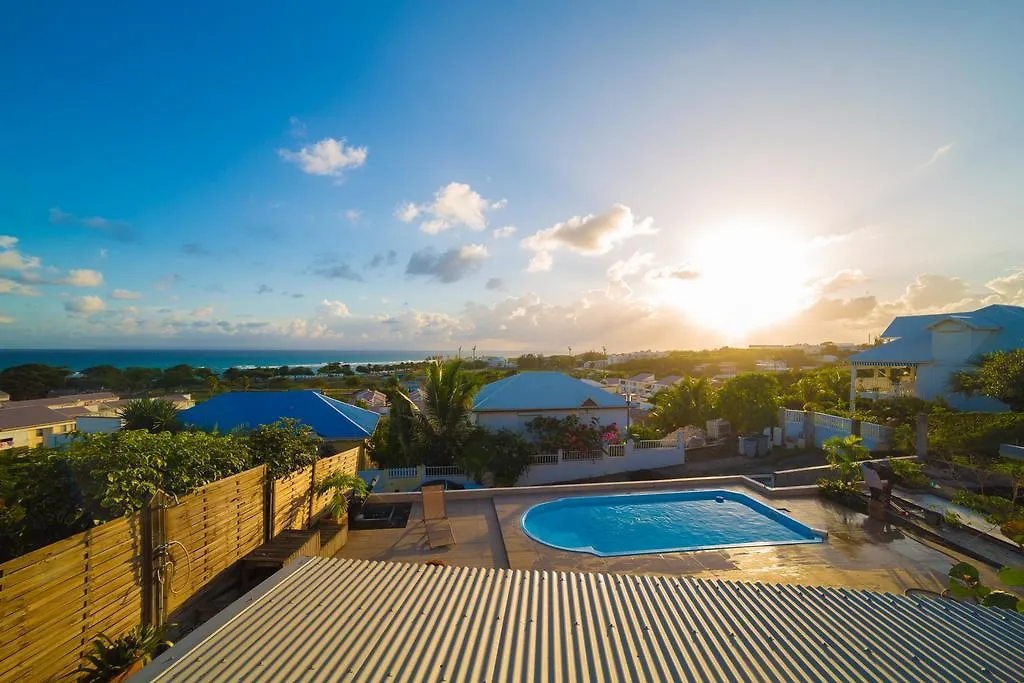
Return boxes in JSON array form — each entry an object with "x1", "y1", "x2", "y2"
[{"x1": 625, "y1": 392, "x2": 634, "y2": 434}]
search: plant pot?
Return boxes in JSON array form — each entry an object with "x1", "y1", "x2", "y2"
[
  {"x1": 317, "y1": 516, "x2": 349, "y2": 557},
  {"x1": 112, "y1": 659, "x2": 146, "y2": 682}
]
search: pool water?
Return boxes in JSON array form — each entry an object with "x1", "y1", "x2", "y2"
[{"x1": 521, "y1": 489, "x2": 824, "y2": 556}]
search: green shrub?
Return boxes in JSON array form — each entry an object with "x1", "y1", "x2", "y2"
[
  {"x1": 817, "y1": 477, "x2": 861, "y2": 502},
  {"x1": 952, "y1": 490, "x2": 1021, "y2": 525},
  {"x1": 929, "y1": 411, "x2": 1024, "y2": 459},
  {"x1": 888, "y1": 458, "x2": 929, "y2": 488},
  {"x1": 460, "y1": 428, "x2": 533, "y2": 486}
]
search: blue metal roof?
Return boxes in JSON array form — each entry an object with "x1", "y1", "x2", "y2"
[
  {"x1": 180, "y1": 390, "x2": 379, "y2": 439},
  {"x1": 853, "y1": 304, "x2": 1024, "y2": 366},
  {"x1": 472, "y1": 371, "x2": 627, "y2": 411}
]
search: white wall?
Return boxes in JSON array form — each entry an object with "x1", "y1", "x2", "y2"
[
  {"x1": 473, "y1": 407, "x2": 628, "y2": 434},
  {"x1": 516, "y1": 438, "x2": 685, "y2": 486},
  {"x1": 76, "y1": 416, "x2": 124, "y2": 433}
]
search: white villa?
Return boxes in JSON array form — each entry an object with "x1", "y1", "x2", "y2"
[
  {"x1": 471, "y1": 372, "x2": 628, "y2": 433},
  {"x1": 617, "y1": 373, "x2": 684, "y2": 399},
  {"x1": 848, "y1": 303, "x2": 1024, "y2": 411}
]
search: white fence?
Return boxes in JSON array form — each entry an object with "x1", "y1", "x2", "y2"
[
  {"x1": 781, "y1": 409, "x2": 894, "y2": 452},
  {"x1": 516, "y1": 435, "x2": 686, "y2": 486},
  {"x1": 362, "y1": 465, "x2": 474, "y2": 492}
]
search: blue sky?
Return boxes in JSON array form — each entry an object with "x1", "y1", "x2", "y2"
[{"x1": 2, "y1": 1, "x2": 1023, "y2": 351}]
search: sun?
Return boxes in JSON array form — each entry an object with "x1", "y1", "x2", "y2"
[{"x1": 656, "y1": 220, "x2": 815, "y2": 338}]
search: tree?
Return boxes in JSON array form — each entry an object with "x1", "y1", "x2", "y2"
[
  {"x1": 782, "y1": 367, "x2": 846, "y2": 411},
  {"x1": 416, "y1": 359, "x2": 477, "y2": 465},
  {"x1": 823, "y1": 435, "x2": 871, "y2": 483},
  {"x1": 717, "y1": 373, "x2": 781, "y2": 434},
  {"x1": 122, "y1": 367, "x2": 161, "y2": 394},
  {"x1": 117, "y1": 398, "x2": 182, "y2": 433},
  {"x1": 249, "y1": 418, "x2": 322, "y2": 478},
  {"x1": 648, "y1": 377, "x2": 716, "y2": 434},
  {"x1": 156, "y1": 364, "x2": 197, "y2": 391},
  {"x1": 0, "y1": 363, "x2": 72, "y2": 400},
  {"x1": 950, "y1": 349, "x2": 1024, "y2": 411},
  {"x1": 317, "y1": 362, "x2": 345, "y2": 375}
]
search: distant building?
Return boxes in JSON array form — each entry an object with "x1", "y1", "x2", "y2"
[
  {"x1": 0, "y1": 406, "x2": 76, "y2": 450},
  {"x1": 1, "y1": 392, "x2": 119, "y2": 411},
  {"x1": 755, "y1": 360, "x2": 788, "y2": 373},
  {"x1": 472, "y1": 372, "x2": 628, "y2": 434},
  {"x1": 354, "y1": 389, "x2": 388, "y2": 409},
  {"x1": 180, "y1": 390, "x2": 381, "y2": 440},
  {"x1": 0, "y1": 391, "x2": 9, "y2": 404},
  {"x1": 848, "y1": 304, "x2": 1024, "y2": 411}
]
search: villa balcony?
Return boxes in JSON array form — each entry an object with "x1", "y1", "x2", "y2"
[{"x1": 855, "y1": 378, "x2": 917, "y2": 401}]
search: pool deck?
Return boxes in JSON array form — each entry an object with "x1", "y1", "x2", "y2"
[{"x1": 336, "y1": 477, "x2": 987, "y2": 595}]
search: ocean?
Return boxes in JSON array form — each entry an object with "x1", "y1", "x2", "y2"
[{"x1": 0, "y1": 349, "x2": 512, "y2": 373}]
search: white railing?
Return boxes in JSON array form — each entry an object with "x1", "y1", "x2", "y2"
[
  {"x1": 424, "y1": 465, "x2": 466, "y2": 478},
  {"x1": 860, "y1": 421, "x2": 894, "y2": 444},
  {"x1": 784, "y1": 409, "x2": 805, "y2": 425},
  {"x1": 562, "y1": 450, "x2": 601, "y2": 462},
  {"x1": 814, "y1": 413, "x2": 852, "y2": 432},
  {"x1": 530, "y1": 453, "x2": 559, "y2": 465},
  {"x1": 386, "y1": 467, "x2": 419, "y2": 479},
  {"x1": 634, "y1": 438, "x2": 677, "y2": 450},
  {"x1": 607, "y1": 443, "x2": 625, "y2": 457}
]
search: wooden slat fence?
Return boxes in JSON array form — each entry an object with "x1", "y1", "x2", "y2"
[
  {"x1": 0, "y1": 513, "x2": 144, "y2": 682},
  {"x1": 272, "y1": 467, "x2": 314, "y2": 536},
  {"x1": 273, "y1": 447, "x2": 361, "y2": 534},
  {"x1": 162, "y1": 465, "x2": 266, "y2": 616},
  {"x1": 309, "y1": 447, "x2": 361, "y2": 523},
  {"x1": 0, "y1": 448, "x2": 363, "y2": 679}
]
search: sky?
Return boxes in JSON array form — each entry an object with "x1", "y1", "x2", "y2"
[{"x1": 2, "y1": 1, "x2": 1023, "y2": 352}]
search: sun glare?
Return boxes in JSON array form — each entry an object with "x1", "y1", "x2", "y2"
[{"x1": 659, "y1": 221, "x2": 815, "y2": 338}]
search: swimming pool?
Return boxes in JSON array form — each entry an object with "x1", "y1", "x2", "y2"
[{"x1": 521, "y1": 489, "x2": 825, "y2": 556}]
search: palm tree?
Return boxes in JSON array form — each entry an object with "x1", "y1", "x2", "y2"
[
  {"x1": 117, "y1": 398, "x2": 182, "y2": 433},
  {"x1": 648, "y1": 377, "x2": 715, "y2": 435},
  {"x1": 416, "y1": 359, "x2": 477, "y2": 465}
]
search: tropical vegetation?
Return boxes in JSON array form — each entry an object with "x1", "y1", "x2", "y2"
[
  {"x1": 314, "y1": 472, "x2": 368, "y2": 521},
  {"x1": 949, "y1": 348, "x2": 1024, "y2": 411},
  {"x1": 75, "y1": 624, "x2": 172, "y2": 682},
  {"x1": 117, "y1": 398, "x2": 182, "y2": 433}
]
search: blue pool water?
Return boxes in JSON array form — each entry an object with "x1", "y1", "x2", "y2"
[{"x1": 521, "y1": 489, "x2": 824, "y2": 556}]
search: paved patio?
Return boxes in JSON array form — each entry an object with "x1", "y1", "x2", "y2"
[{"x1": 337, "y1": 479, "x2": 980, "y2": 594}]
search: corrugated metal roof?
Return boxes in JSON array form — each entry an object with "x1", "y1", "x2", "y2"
[
  {"x1": 179, "y1": 390, "x2": 380, "y2": 439},
  {"x1": 849, "y1": 334, "x2": 933, "y2": 365},
  {"x1": 473, "y1": 372, "x2": 627, "y2": 412},
  {"x1": 139, "y1": 557, "x2": 1024, "y2": 683}
]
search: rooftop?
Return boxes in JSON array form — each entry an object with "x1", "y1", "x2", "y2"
[
  {"x1": 179, "y1": 390, "x2": 380, "y2": 439},
  {"x1": 472, "y1": 372, "x2": 627, "y2": 412},
  {"x1": 139, "y1": 553, "x2": 1024, "y2": 682},
  {"x1": 0, "y1": 405, "x2": 76, "y2": 431},
  {"x1": 1, "y1": 391, "x2": 119, "y2": 410}
]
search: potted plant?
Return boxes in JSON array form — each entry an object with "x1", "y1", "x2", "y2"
[
  {"x1": 314, "y1": 472, "x2": 368, "y2": 555},
  {"x1": 76, "y1": 624, "x2": 172, "y2": 682}
]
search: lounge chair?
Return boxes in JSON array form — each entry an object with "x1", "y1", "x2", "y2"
[{"x1": 421, "y1": 483, "x2": 455, "y2": 548}]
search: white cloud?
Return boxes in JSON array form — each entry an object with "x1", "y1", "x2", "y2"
[
  {"x1": 318, "y1": 299, "x2": 351, "y2": 317},
  {"x1": 526, "y1": 250, "x2": 553, "y2": 273},
  {"x1": 110, "y1": 288, "x2": 142, "y2": 300},
  {"x1": 406, "y1": 244, "x2": 489, "y2": 283},
  {"x1": 813, "y1": 269, "x2": 870, "y2": 296},
  {"x1": 492, "y1": 225, "x2": 517, "y2": 239},
  {"x1": 192, "y1": 306, "x2": 214, "y2": 318},
  {"x1": 521, "y1": 204, "x2": 655, "y2": 269},
  {"x1": 397, "y1": 183, "x2": 506, "y2": 234},
  {"x1": 607, "y1": 251, "x2": 655, "y2": 281},
  {"x1": 64, "y1": 295, "x2": 106, "y2": 315},
  {"x1": 0, "y1": 242, "x2": 41, "y2": 271},
  {"x1": 278, "y1": 137, "x2": 367, "y2": 178},
  {"x1": 644, "y1": 265, "x2": 700, "y2": 282},
  {"x1": 0, "y1": 314, "x2": 13, "y2": 324},
  {"x1": 985, "y1": 270, "x2": 1024, "y2": 304},
  {"x1": 919, "y1": 143, "x2": 953, "y2": 170},
  {"x1": 99, "y1": 248, "x2": 108, "y2": 258},
  {"x1": 49, "y1": 207, "x2": 135, "y2": 241},
  {"x1": 0, "y1": 278, "x2": 39, "y2": 296},
  {"x1": 485, "y1": 277, "x2": 506, "y2": 291},
  {"x1": 343, "y1": 209, "x2": 361, "y2": 224},
  {"x1": 62, "y1": 269, "x2": 104, "y2": 287}
]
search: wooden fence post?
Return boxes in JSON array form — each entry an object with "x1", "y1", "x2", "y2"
[
  {"x1": 263, "y1": 465, "x2": 274, "y2": 543},
  {"x1": 142, "y1": 491, "x2": 170, "y2": 627},
  {"x1": 307, "y1": 458, "x2": 318, "y2": 528}
]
